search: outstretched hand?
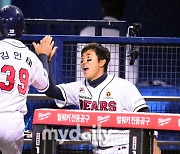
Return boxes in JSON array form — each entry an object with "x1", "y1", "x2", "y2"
[{"x1": 33, "y1": 35, "x2": 57, "y2": 61}]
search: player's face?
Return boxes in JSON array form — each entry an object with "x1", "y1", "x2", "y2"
[{"x1": 81, "y1": 49, "x2": 105, "y2": 81}]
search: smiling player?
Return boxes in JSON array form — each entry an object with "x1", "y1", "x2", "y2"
[{"x1": 34, "y1": 38, "x2": 149, "y2": 153}]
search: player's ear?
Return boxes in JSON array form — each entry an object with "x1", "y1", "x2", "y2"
[{"x1": 99, "y1": 59, "x2": 106, "y2": 67}]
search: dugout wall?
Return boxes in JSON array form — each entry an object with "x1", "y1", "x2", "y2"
[
  {"x1": 24, "y1": 19, "x2": 127, "y2": 36},
  {"x1": 21, "y1": 35, "x2": 180, "y2": 153}
]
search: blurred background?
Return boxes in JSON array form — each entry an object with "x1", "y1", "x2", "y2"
[{"x1": 1, "y1": 0, "x2": 180, "y2": 37}]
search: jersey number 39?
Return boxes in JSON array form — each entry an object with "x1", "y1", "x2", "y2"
[{"x1": 0, "y1": 65, "x2": 29, "y2": 95}]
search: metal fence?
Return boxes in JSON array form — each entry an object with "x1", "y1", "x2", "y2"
[{"x1": 21, "y1": 35, "x2": 180, "y2": 153}]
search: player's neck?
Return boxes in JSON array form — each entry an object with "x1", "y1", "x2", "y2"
[{"x1": 88, "y1": 72, "x2": 107, "y2": 88}]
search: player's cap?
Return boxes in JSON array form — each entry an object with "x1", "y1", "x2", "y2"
[{"x1": 0, "y1": 5, "x2": 24, "y2": 38}]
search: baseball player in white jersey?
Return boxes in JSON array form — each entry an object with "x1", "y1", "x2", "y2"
[
  {"x1": 0, "y1": 5, "x2": 56, "y2": 154},
  {"x1": 34, "y1": 37, "x2": 149, "y2": 154}
]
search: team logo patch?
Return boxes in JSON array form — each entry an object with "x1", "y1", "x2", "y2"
[
  {"x1": 104, "y1": 91, "x2": 113, "y2": 99},
  {"x1": 106, "y1": 92, "x2": 111, "y2": 97},
  {"x1": 80, "y1": 87, "x2": 85, "y2": 93}
]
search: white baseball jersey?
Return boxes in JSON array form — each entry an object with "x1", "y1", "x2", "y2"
[
  {"x1": 54, "y1": 74, "x2": 147, "y2": 153},
  {"x1": 55, "y1": 74, "x2": 147, "y2": 111},
  {"x1": 0, "y1": 38, "x2": 49, "y2": 114}
]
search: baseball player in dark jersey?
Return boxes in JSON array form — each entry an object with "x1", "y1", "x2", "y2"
[
  {"x1": 34, "y1": 36, "x2": 149, "y2": 154},
  {"x1": 0, "y1": 6, "x2": 57, "y2": 154}
]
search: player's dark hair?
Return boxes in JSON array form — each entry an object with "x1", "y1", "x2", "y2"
[
  {"x1": 101, "y1": 0, "x2": 126, "y2": 20},
  {"x1": 81, "y1": 43, "x2": 110, "y2": 72}
]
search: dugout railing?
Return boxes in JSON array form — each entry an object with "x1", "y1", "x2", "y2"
[
  {"x1": 32, "y1": 109, "x2": 176, "y2": 154},
  {"x1": 24, "y1": 19, "x2": 127, "y2": 36},
  {"x1": 20, "y1": 35, "x2": 180, "y2": 153}
]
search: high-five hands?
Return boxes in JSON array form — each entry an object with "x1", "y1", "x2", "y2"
[{"x1": 33, "y1": 35, "x2": 57, "y2": 61}]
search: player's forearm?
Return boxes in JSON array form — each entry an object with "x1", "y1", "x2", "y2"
[
  {"x1": 45, "y1": 62, "x2": 65, "y2": 101},
  {"x1": 38, "y1": 54, "x2": 49, "y2": 74},
  {"x1": 45, "y1": 74, "x2": 65, "y2": 100}
]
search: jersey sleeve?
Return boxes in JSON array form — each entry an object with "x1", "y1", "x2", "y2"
[
  {"x1": 54, "y1": 81, "x2": 80, "y2": 108},
  {"x1": 122, "y1": 80, "x2": 148, "y2": 112},
  {"x1": 30, "y1": 53, "x2": 49, "y2": 92}
]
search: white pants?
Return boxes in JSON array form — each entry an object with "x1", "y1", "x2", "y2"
[{"x1": 0, "y1": 111, "x2": 24, "y2": 154}]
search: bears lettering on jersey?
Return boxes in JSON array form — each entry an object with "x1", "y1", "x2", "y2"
[{"x1": 79, "y1": 99, "x2": 116, "y2": 111}]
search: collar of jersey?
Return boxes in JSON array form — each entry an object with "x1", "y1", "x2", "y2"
[
  {"x1": 87, "y1": 72, "x2": 108, "y2": 88},
  {"x1": 3, "y1": 38, "x2": 26, "y2": 48}
]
